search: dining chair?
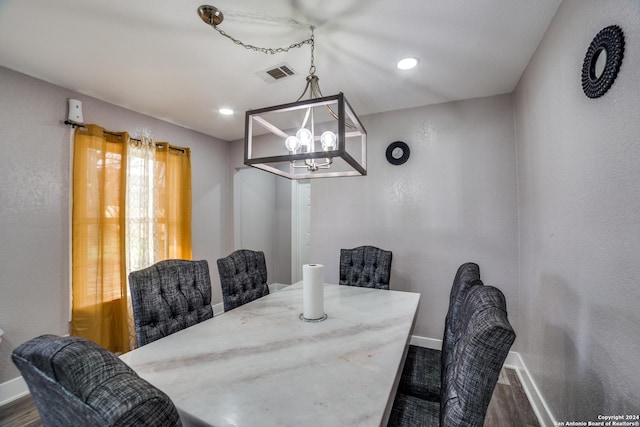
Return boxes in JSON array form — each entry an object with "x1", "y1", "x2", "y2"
[
  {"x1": 217, "y1": 249, "x2": 269, "y2": 312},
  {"x1": 339, "y1": 245, "x2": 393, "y2": 290},
  {"x1": 389, "y1": 285, "x2": 516, "y2": 427},
  {"x1": 442, "y1": 262, "x2": 481, "y2": 363},
  {"x1": 129, "y1": 259, "x2": 213, "y2": 347},
  {"x1": 398, "y1": 262, "x2": 482, "y2": 401},
  {"x1": 12, "y1": 334, "x2": 181, "y2": 427}
]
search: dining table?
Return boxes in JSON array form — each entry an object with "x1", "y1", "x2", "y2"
[{"x1": 119, "y1": 282, "x2": 420, "y2": 427}]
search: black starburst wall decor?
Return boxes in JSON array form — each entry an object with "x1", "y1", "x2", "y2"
[{"x1": 581, "y1": 25, "x2": 625, "y2": 99}]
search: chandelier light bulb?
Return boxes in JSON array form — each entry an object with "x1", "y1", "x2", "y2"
[
  {"x1": 296, "y1": 128, "x2": 313, "y2": 148},
  {"x1": 285, "y1": 135, "x2": 300, "y2": 152},
  {"x1": 320, "y1": 131, "x2": 337, "y2": 151}
]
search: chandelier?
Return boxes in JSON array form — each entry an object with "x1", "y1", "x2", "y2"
[{"x1": 198, "y1": 5, "x2": 367, "y2": 179}]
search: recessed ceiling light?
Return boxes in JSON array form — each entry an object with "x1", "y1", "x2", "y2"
[
  {"x1": 219, "y1": 108, "x2": 234, "y2": 115},
  {"x1": 396, "y1": 57, "x2": 419, "y2": 70}
]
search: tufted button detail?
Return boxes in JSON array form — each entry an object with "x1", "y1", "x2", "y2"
[
  {"x1": 129, "y1": 259, "x2": 213, "y2": 346},
  {"x1": 339, "y1": 246, "x2": 392, "y2": 290}
]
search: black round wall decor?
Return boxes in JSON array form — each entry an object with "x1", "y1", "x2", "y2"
[
  {"x1": 581, "y1": 25, "x2": 624, "y2": 99},
  {"x1": 386, "y1": 141, "x2": 410, "y2": 165}
]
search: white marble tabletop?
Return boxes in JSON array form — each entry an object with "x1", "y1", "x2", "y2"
[{"x1": 120, "y1": 283, "x2": 420, "y2": 427}]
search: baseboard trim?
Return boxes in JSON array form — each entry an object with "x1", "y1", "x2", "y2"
[
  {"x1": 0, "y1": 376, "x2": 28, "y2": 406},
  {"x1": 212, "y1": 302, "x2": 224, "y2": 317},
  {"x1": 410, "y1": 335, "x2": 554, "y2": 427},
  {"x1": 511, "y1": 352, "x2": 556, "y2": 427},
  {"x1": 409, "y1": 335, "x2": 442, "y2": 350}
]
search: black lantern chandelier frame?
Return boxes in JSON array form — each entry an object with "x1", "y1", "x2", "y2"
[{"x1": 198, "y1": 5, "x2": 367, "y2": 179}]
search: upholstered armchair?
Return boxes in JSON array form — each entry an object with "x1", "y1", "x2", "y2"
[
  {"x1": 217, "y1": 249, "x2": 269, "y2": 312},
  {"x1": 12, "y1": 334, "x2": 181, "y2": 427},
  {"x1": 339, "y1": 245, "x2": 393, "y2": 290},
  {"x1": 129, "y1": 259, "x2": 213, "y2": 347}
]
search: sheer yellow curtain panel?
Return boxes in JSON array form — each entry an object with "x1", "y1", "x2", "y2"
[
  {"x1": 71, "y1": 125, "x2": 130, "y2": 353},
  {"x1": 156, "y1": 142, "x2": 192, "y2": 260}
]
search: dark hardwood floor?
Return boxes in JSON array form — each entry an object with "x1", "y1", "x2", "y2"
[
  {"x1": 484, "y1": 368, "x2": 541, "y2": 427},
  {"x1": 0, "y1": 367, "x2": 540, "y2": 427},
  {"x1": 0, "y1": 393, "x2": 41, "y2": 427}
]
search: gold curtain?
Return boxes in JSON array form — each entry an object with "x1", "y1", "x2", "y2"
[
  {"x1": 71, "y1": 125, "x2": 130, "y2": 353},
  {"x1": 71, "y1": 126, "x2": 192, "y2": 353},
  {"x1": 156, "y1": 142, "x2": 192, "y2": 260}
]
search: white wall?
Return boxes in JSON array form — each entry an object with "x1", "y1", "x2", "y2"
[
  {"x1": 0, "y1": 66, "x2": 229, "y2": 384},
  {"x1": 514, "y1": 0, "x2": 640, "y2": 419},
  {"x1": 310, "y1": 94, "x2": 519, "y2": 341}
]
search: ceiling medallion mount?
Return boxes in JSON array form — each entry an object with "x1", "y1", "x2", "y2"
[
  {"x1": 198, "y1": 5, "x2": 367, "y2": 179},
  {"x1": 198, "y1": 5, "x2": 224, "y2": 26}
]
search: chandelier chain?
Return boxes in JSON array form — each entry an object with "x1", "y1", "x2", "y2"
[
  {"x1": 211, "y1": 25, "x2": 314, "y2": 56},
  {"x1": 308, "y1": 27, "x2": 316, "y2": 75}
]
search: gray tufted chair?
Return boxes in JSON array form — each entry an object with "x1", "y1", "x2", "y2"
[
  {"x1": 217, "y1": 249, "x2": 269, "y2": 312},
  {"x1": 399, "y1": 263, "x2": 482, "y2": 402},
  {"x1": 389, "y1": 285, "x2": 515, "y2": 427},
  {"x1": 441, "y1": 285, "x2": 515, "y2": 425},
  {"x1": 129, "y1": 259, "x2": 213, "y2": 347},
  {"x1": 442, "y1": 263, "x2": 481, "y2": 363},
  {"x1": 12, "y1": 334, "x2": 181, "y2": 427},
  {"x1": 339, "y1": 246, "x2": 393, "y2": 290}
]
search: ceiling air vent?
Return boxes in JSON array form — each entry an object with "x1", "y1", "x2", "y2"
[{"x1": 255, "y1": 62, "x2": 296, "y2": 84}]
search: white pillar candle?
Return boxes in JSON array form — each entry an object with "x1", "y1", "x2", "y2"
[{"x1": 303, "y1": 263, "x2": 324, "y2": 320}]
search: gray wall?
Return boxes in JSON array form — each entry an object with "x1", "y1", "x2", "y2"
[
  {"x1": 232, "y1": 168, "x2": 292, "y2": 285},
  {"x1": 229, "y1": 135, "x2": 293, "y2": 286},
  {"x1": 229, "y1": 94, "x2": 519, "y2": 343},
  {"x1": 274, "y1": 176, "x2": 293, "y2": 284},
  {"x1": 310, "y1": 94, "x2": 519, "y2": 341},
  {"x1": 0, "y1": 66, "x2": 229, "y2": 384},
  {"x1": 514, "y1": 0, "x2": 640, "y2": 419}
]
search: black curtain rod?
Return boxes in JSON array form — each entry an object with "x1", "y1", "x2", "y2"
[
  {"x1": 64, "y1": 120, "x2": 141, "y2": 142},
  {"x1": 64, "y1": 120, "x2": 187, "y2": 153}
]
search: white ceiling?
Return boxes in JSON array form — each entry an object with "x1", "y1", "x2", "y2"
[{"x1": 0, "y1": 0, "x2": 562, "y2": 141}]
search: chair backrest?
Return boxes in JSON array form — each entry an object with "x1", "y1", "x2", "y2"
[
  {"x1": 339, "y1": 246, "x2": 393, "y2": 290},
  {"x1": 12, "y1": 335, "x2": 181, "y2": 427},
  {"x1": 440, "y1": 285, "x2": 516, "y2": 427},
  {"x1": 217, "y1": 249, "x2": 269, "y2": 312},
  {"x1": 129, "y1": 259, "x2": 213, "y2": 347},
  {"x1": 441, "y1": 263, "x2": 482, "y2": 379}
]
